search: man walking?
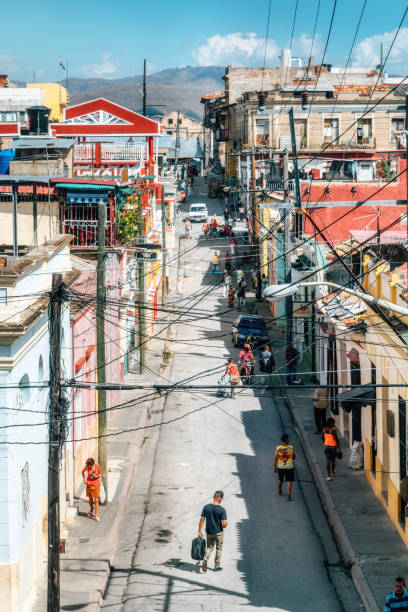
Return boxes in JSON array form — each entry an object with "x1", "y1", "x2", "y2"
[
  {"x1": 198, "y1": 491, "x2": 228, "y2": 572},
  {"x1": 274, "y1": 433, "x2": 295, "y2": 501},
  {"x1": 236, "y1": 279, "x2": 246, "y2": 310},
  {"x1": 212, "y1": 251, "x2": 220, "y2": 274},
  {"x1": 385, "y1": 577, "x2": 408, "y2": 610},
  {"x1": 313, "y1": 378, "x2": 329, "y2": 434},
  {"x1": 285, "y1": 343, "x2": 300, "y2": 384}
]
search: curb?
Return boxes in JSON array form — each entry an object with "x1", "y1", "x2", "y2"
[
  {"x1": 92, "y1": 236, "x2": 184, "y2": 607},
  {"x1": 286, "y1": 398, "x2": 380, "y2": 612}
]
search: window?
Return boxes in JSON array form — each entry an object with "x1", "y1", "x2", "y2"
[
  {"x1": 356, "y1": 118, "x2": 372, "y2": 143},
  {"x1": 294, "y1": 119, "x2": 307, "y2": 147},
  {"x1": 167, "y1": 130, "x2": 173, "y2": 135},
  {"x1": 0, "y1": 289, "x2": 6, "y2": 305},
  {"x1": 399, "y1": 397, "x2": 407, "y2": 479},
  {"x1": 168, "y1": 118, "x2": 173, "y2": 125},
  {"x1": 255, "y1": 119, "x2": 269, "y2": 145},
  {"x1": 323, "y1": 118, "x2": 339, "y2": 143},
  {"x1": 391, "y1": 117, "x2": 404, "y2": 144},
  {"x1": 18, "y1": 374, "x2": 30, "y2": 405},
  {"x1": 178, "y1": 119, "x2": 182, "y2": 125}
]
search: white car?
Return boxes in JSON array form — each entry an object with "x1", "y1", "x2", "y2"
[{"x1": 188, "y1": 203, "x2": 208, "y2": 222}]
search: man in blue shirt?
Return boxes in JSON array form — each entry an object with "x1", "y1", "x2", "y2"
[
  {"x1": 385, "y1": 577, "x2": 408, "y2": 610},
  {"x1": 198, "y1": 490, "x2": 227, "y2": 573}
]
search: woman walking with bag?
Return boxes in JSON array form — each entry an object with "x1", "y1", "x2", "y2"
[
  {"x1": 224, "y1": 357, "x2": 240, "y2": 398},
  {"x1": 82, "y1": 458, "x2": 101, "y2": 522},
  {"x1": 321, "y1": 418, "x2": 341, "y2": 481}
]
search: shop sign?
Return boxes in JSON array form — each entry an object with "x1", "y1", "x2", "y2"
[{"x1": 293, "y1": 301, "x2": 312, "y2": 317}]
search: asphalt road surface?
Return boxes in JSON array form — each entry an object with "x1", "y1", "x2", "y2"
[{"x1": 101, "y1": 182, "x2": 350, "y2": 612}]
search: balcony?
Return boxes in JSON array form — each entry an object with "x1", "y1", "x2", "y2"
[{"x1": 74, "y1": 143, "x2": 147, "y2": 163}]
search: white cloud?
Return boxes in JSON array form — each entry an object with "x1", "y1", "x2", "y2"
[
  {"x1": 293, "y1": 33, "x2": 323, "y2": 61},
  {"x1": 192, "y1": 32, "x2": 279, "y2": 67},
  {"x1": 353, "y1": 27, "x2": 408, "y2": 69},
  {"x1": 81, "y1": 52, "x2": 118, "y2": 77}
]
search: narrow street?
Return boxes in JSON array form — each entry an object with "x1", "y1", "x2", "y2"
[{"x1": 99, "y1": 182, "x2": 359, "y2": 612}]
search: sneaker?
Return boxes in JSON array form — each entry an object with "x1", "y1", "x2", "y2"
[
  {"x1": 326, "y1": 476, "x2": 332, "y2": 481},
  {"x1": 287, "y1": 495, "x2": 292, "y2": 502},
  {"x1": 278, "y1": 488, "x2": 282, "y2": 496},
  {"x1": 202, "y1": 561, "x2": 207, "y2": 573},
  {"x1": 214, "y1": 567, "x2": 223, "y2": 572}
]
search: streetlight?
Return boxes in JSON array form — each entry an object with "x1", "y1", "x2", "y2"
[{"x1": 263, "y1": 281, "x2": 408, "y2": 317}]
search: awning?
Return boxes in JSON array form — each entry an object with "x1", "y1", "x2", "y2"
[
  {"x1": 66, "y1": 189, "x2": 109, "y2": 204},
  {"x1": 337, "y1": 384, "x2": 376, "y2": 413}
]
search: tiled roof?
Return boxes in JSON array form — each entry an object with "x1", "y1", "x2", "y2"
[{"x1": 200, "y1": 90, "x2": 225, "y2": 101}]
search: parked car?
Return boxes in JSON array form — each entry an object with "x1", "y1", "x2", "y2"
[
  {"x1": 188, "y1": 203, "x2": 208, "y2": 222},
  {"x1": 231, "y1": 225, "x2": 249, "y2": 244},
  {"x1": 232, "y1": 315, "x2": 269, "y2": 347}
]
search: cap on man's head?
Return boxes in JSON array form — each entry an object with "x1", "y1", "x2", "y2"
[{"x1": 214, "y1": 490, "x2": 224, "y2": 499}]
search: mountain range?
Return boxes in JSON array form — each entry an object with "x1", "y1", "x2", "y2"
[{"x1": 65, "y1": 66, "x2": 225, "y2": 120}]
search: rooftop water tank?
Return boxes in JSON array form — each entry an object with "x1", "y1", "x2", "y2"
[{"x1": 26, "y1": 105, "x2": 50, "y2": 135}]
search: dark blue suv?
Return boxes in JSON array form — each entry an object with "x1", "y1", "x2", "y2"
[{"x1": 232, "y1": 315, "x2": 269, "y2": 347}]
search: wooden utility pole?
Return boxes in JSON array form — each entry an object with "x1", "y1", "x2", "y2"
[
  {"x1": 47, "y1": 274, "x2": 63, "y2": 612},
  {"x1": 97, "y1": 202, "x2": 107, "y2": 501},
  {"x1": 251, "y1": 151, "x2": 262, "y2": 300},
  {"x1": 161, "y1": 187, "x2": 167, "y2": 306},
  {"x1": 143, "y1": 59, "x2": 147, "y2": 116}
]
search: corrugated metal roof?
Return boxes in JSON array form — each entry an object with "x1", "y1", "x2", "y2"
[
  {"x1": 12, "y1": 138, "x2": 75, "y2": 149},
  {"x1": 0, "y1": 175, "x2": 53, "y2": 184}
]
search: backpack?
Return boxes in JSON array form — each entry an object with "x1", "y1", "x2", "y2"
[{"x1": 191, "y1": 536, "x2": 206, "y2": 560}]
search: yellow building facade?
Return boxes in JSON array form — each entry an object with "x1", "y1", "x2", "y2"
[
  {"x1": 26, "y1": 82, "x2": 69, "y2": 121},
  {"x1": 331, "y1": 261, "x2": 408, "y2": 546}
]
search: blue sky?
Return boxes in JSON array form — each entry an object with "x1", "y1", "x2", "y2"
[{"x1": 1, "y1": 0, "x2": 407, "y2": 81}]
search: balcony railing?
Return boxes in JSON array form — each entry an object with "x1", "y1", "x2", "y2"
[
  {"x1": 266, "y1": 179, "x2": 294, "y2": 192},
  {"x1": 74, "y1": 143, "x2": 147, "y2": 162}
]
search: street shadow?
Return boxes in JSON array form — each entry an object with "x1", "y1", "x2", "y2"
[{"x1": 163, "y1": 558, "x2": 201, "y2": 573}]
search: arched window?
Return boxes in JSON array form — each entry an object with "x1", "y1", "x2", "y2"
[{"x1": 18, "y1": 374, "x2": 30, "y2": 405}]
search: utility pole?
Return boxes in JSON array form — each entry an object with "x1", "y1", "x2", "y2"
[
  {"x1": 161, "y1": 187, "x2": 167, "y2": 306},
  {"x1": 283, "y1": 148, "x2": 293, "y2": 344},
  {"x1": 405, "y1": 95, "x2": 408, "y2": 244},
  {"x1": 137, "y1": 190, "x2": 146, "y2": 372},
  {"x1": 143, "y1": 59, "x2": 147, "y2": 116},
  {"x1": 289, "y1": 108, "x2": 302, "y2": 239},
  {"x1": 174, "y1": 111, "x2": 181, "y2": 170},
  {"x1": 251, "y1": 150, "x2": 262, "y2": 300},
  {"x1": 48, "y1": 274, "x2": 64, "y2": 612},
  {"x1": 97, "y1": 202, "x2": 107, "y2": 501}
]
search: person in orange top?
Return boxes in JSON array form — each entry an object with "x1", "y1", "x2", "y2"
[
  {"x1": 202, "y1": 220, "x2": 209, "y2": 239},
  {"x1": 321, "y1": 418, "x2": 341, "y2": 481},
  {"x1": 82, "y1": 458, "x2": 101, "y2": 521},
  {"x1": 224, "y1": 357, "x2": 240, "y2": 398}
]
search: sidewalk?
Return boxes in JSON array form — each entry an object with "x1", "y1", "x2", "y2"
[
  {"x1": 255, "y1": 299, "x2": 408, "y2": 611},
  {"x1": 32, "y1": 319, "x2": 175, "y2": 611}
]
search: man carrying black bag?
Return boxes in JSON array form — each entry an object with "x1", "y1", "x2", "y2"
[{"x1": 198, "y1": 490, "x2": 228, "y2": 572}]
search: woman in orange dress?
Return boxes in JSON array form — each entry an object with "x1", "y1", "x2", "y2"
[{"x1": 81, "y1": 458, "x2": 101, "y2": 522}]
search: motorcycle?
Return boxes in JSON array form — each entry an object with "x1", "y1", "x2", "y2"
[{"x1": 239, "y1": 359, "x2": 255, "y2": 386}]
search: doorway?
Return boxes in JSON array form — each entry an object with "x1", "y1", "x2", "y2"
[{"x1": 382, "y1": 377, "x2": 390, "y2": 502}]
